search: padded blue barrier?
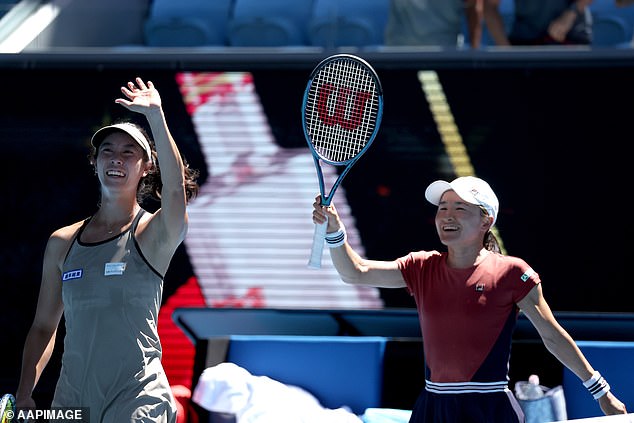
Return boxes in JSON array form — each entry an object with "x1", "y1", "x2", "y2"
[
  {"x1": 226, "y1": 335, "x2": 387, "y2": 415},
  {"x1": 562, "y1": 341, "x2": 634, "y2": 419}
]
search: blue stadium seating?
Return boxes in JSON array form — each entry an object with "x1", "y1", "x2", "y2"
[
  {"x1": 593, "y1": 14, "x2": 631, "y2": 46},
  {"x1": 307, "y1": 0, "x2": 390, "y2": 48},
  {"x1": 143, "y1": 0, "x2": 233, "y2": 47},
  {"x1": 138, "y1": 0, "x2": 634, "y2": 49},
  {"x1": 227, "y1": 0, "x2": 314, "y2": 46},
  {"x1": 590, "y1": 0, "x2": 634, "y2": 47}
]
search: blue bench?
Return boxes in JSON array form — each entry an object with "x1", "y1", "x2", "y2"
[{"x1": 225, "y1": 335, "x2": 387, "y2": 415}]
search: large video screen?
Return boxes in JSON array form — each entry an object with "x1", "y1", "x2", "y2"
[{"x1": 176, "y1": 70, "x2": 382, "y2": 309}]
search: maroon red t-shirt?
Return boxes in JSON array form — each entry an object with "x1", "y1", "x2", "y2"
[{"x1": 397, "y1": 250, "x2": 539, "y2": 384}]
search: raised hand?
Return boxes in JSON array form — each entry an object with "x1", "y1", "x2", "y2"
[
  {"x1": 312, "y1": 195, "x2": 343, "y2": 233},
  {"x1": 115, "y1": 77, "x2": 162, "y2": 113}
]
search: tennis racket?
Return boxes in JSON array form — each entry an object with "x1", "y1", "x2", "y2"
[
  {"x1": 0, "y1": 394, "x2": 15, "y2": 423},
  {"x1": 303, "y1": 54, "x2": 383, "y2": 269}
]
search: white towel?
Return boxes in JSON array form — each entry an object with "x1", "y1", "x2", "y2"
[{"x1": 193, "y1": 362, "x2": 364, "y2": 423}]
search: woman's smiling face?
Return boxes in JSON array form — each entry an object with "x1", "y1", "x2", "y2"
[
  {"x1": 435, "y1": 190, "x2": 490, "y2": 247},
  {"x1": 96, "y1": 132, "x2": 150, "y2": 189}
]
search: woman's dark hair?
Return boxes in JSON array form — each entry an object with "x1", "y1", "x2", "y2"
[
  {"x1": 138, "y1": 148, "x2": 200, "y2": 204},
  {"x1": 479, "y1": 206, "x2": 501, "y2": 253},
  {"x1": 90, "y1": 121, "x2": 200, "y2": 204},
  {"x1": 484, "y1": 230, "x2": 501, "y2": 254}
]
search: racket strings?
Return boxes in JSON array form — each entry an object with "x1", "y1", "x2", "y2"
[{"x1": 305, "y1": 58, "x2": 379, "y2": 163}]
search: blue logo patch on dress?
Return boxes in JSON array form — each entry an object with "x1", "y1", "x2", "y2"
[
  {"x1": 520, "y1": 268, "x2": 535, "y2": 282},
  {"x1": 62, "y1": 269, "x2": 83, "y2": 281},
  {"x1": 104, "y1": 262, "x2": 127, "y2": 276}
]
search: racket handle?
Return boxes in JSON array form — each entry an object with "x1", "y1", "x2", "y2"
[{"x1": 308, "y1": 218, "x2": 328, "y2": 269}]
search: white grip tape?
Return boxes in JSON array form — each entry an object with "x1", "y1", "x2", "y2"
[{"x1": 308, "y1": 217, "x2": 328, "y2": 269}]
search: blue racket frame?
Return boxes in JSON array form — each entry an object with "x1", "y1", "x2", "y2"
[
  {"x1": 302, "y1": 53, "x2": 384, "y2": 207},
  {"x1": 302, "y1": 54, "x2": 383, "y2": 268}
]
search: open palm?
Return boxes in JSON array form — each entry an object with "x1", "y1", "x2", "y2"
[{"x1": 115, "y1": 77, "x2": 162, "y2": 112}]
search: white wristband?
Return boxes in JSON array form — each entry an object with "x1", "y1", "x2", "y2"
[
  {"x1": 583, "y1": 371, "x2": 611, "y2": 400},
  {"x1": 325, "y1": 228, "x2": 346, "y2": 248}
]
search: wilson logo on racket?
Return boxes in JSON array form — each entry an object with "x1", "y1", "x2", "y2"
[{"x1": 316, "y1": 84, "x2": 372, "y2": 131}]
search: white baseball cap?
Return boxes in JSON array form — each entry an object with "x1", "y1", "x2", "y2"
[
  {"x1": 91, "y1": 122, "x2": 153, "y2": 162},
  {"x1": 425, "y1": 176, "x2": 499, "y2": 225}
]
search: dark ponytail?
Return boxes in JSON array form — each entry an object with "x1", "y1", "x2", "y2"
[
  {"x1": 137, "y1": 154, "x2": 200, "y2": 204},
  {"x1": 484, "y1": 230, "x2": 501, "y2": 254}
]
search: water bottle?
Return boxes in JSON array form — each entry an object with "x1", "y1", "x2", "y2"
[{"x1": 516, "y1": 374, "x2": 544, "y2": 400}]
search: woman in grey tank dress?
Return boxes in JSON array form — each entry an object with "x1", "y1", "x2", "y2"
[{"x1": 15, "y1": 77, "x2": 199, "y2": 422}]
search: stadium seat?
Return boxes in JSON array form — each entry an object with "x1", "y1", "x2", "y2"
[
  {"x1": 307, "y1": 0, "x2": 390, "y2": 48},
  {"x1": 227, "y1": 0, "x2": 314, "y2": 47},
  {"x1": 590, "y1": 0, "x2": 634, "y2": 47},
  {"x1": 592, "y1": 15, "x2": 631, "y2": 47},
  {"x1": 143, "y1": 0, "x2": 232, "y2": 47}
]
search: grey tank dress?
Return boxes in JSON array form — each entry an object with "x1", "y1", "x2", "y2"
[{"x1": 52, "y1": 210, "x2": 177, "y2": 422}]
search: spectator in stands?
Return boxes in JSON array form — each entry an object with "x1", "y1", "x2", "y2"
[
  {"x1": 385, "y1": 0, "x2": 484, "y2": 48},
  {"x1": 312, "y1": 176, "x2": 627, "y2": 422},
  {"x1": 15, "y1": 77, "x2": 199, "y2": 422},
  {"x1": 483, "y1": 0, "x2": 593, "y2": 45}
]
